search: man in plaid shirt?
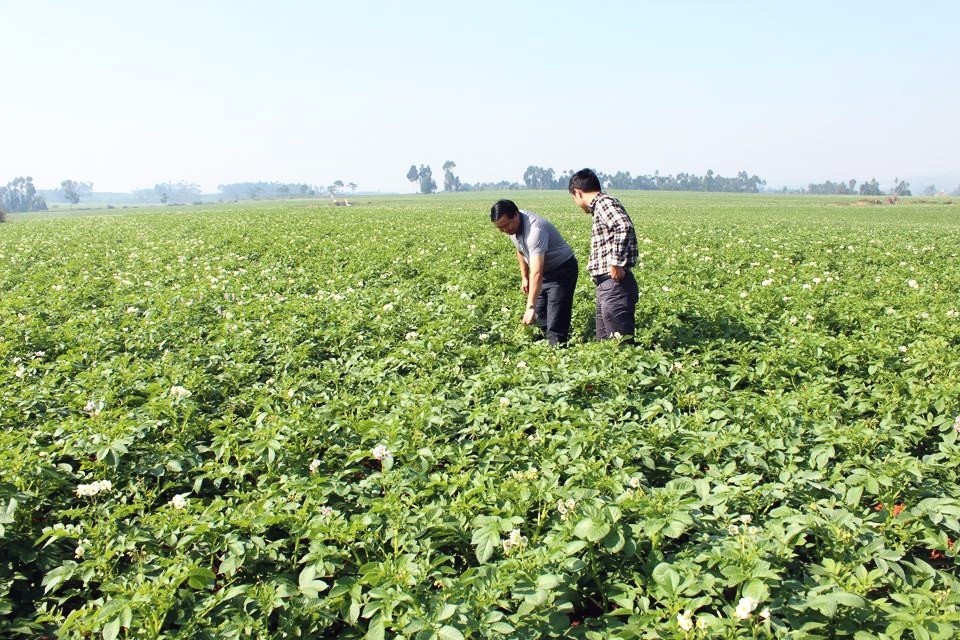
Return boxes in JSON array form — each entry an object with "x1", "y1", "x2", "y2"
[{"x1": 568, "y1": 168, "x2": 639, "y2": 341}]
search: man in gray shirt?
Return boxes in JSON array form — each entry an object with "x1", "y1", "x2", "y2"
[{"x1": 490, "y1": 199, "x2": 579, "y2": 345}]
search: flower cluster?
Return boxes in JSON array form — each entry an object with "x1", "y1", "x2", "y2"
[
  {"x1": 735, "y1": 596, "x2": 759, "y2": 620},
  {"x1": 502, "y1": 528, "x2": 527, "y2": 554},
  {"x1": 76, "y1": 480, "x2": 113, "y2": 497},
  {"x1": 954, "y1": 415, "x2": 960, "y2": 434},
  {"x1": 556, "y1": 498, "x2": 576, "y2": 521},
  {"x1": 83, "y1": 399, "x2": 104, "y2": 416},
  {"x1": 309, "y1": 459, "x2": 322, "y2": 473},
  {"x1": 371, "y1": 445, "x2": 392, "y2": 462},
  {"x1": 169, "y1": 385, "x2": 191, "y2": 401},
  {"x1": 509, "y1": 468, "x2": 539, "y2": 481},
  {"x1": 169, "y1": 494, "x2": 188, "y2": 509}
]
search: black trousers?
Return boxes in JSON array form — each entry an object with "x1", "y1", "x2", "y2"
[
  {"x1": 535, "y1": 257, "x2": 578, "y2": 345},
  {"x1": 593, "y1": 269, "x2": 638, "y2": 340}
]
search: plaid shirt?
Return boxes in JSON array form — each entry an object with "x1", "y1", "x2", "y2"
[{"x1": 587, "y1": 193, "x2": 638, "y2": 277}]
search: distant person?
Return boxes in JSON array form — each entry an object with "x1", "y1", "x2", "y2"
[
  {"x1": 568, "y1": 168, "x2": 638, "y2": 341},
  {"x1": 490, "y1": 199, "x2": 579, "y2": 345}
]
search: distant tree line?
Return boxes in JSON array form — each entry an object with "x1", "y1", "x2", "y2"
[
  {"x1": 0, "y1": 176, "x2": 47, "y2": 212},
  {"x1": 804, "y1": 177, "x2": 911, "y2": 197},
  {"x1": 219, "y1": 182, "x2": 320, "y2": 201},
  {"x1": 405, "y1": 163, "x2": 767, "y2": 193}
]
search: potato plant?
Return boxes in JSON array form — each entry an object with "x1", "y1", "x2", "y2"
[{"x1": 1, "y1": 193, "x2": 959, "y2": 638}]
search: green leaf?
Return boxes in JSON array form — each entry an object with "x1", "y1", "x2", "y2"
[
  {"x1": 299, "y1": 564, "x2": 329, "y2": 598},
  {"x1": 471, "y1": 524, "x2": 500, "y2": 563},
  {"x1": 651, "y1": 563, "x2": 681, "y2": 596},
  {"x1": 365, "y1": 614, "x2": 384, "y2": 640},
  {"x1": 187, "y1": 567, "x2": 216, "y2": 590},
  {"x1": 536, "y1": 574, "x2": 563, "y2": 590},
  {"x1": 438, "y1": 625, "x2": 464, "y2": 640},
  {"x1": 573, "y1": 517, "x2": 610, "y2": 542},
  {"x1": 438, "y1": 603, "x2": 457, "y2": 621},
  {"x1": 102, "y1": 618, "x2": 120, "y2": 640},
  {"x1": 742, "y1": 579, "x2": 768, "y2": 602}
]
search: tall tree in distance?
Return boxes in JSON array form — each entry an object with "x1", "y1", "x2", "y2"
[
  {"x1": 60, "y1": 180, "x2": 93, "y2": 205},
  {"x1": 892, "y1": 177, "x2": 912, "y2": 197},
  {"x1": 406, "y1": 165, "x2": 419, "y2": 192},
  {"x1": 417, "y1": 165, "x2": 437, "y2": 194},
  {"x1": 0, "y1": 176, "x2": 47, "y2": 212},
  {"x1": 442, "y1": 160, "x2": 461, "y2": 192}
]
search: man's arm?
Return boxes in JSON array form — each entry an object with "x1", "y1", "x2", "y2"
[
  {"x1": 523, "y1": 253, "x2": 545, "y2": 325},
  {"x1": 515, "y1": 250, "x2": 530, "y2": 293}
]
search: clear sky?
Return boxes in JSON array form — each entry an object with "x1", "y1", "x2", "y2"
[{"x1": 3, "y1": 1, "x2": 958, "y2": 193}]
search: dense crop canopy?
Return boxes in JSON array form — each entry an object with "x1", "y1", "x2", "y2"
[{"x1": 1, "y1": 193, "x2": 959, "y2": 638}]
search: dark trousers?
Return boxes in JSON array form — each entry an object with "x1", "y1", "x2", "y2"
[
  {"x1": 594, "y1": 269, "x2": 638, "y2": 340},
  {"x1": 535, "y1": 257, "x2": 578, "y2": 345}
]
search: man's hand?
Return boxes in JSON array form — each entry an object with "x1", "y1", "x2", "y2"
[
  {"x1": 610, "y1": 265, "x2": 625, "y2": 281},
  {"x1": 522, "y1": 307, "x2": 536, "y2": 325},
  {"x1": 521, "y1": 277, "x2": 530, "y2": 294}
]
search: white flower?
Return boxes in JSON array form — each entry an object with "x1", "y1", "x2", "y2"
[
  {"x1": 802, "y1": 283, "x2": 811, "y2": 290},
  {"x1": 499, "y1": 396, "x2": 510, "y2": 406},
  {"x1": 75, "y1": 542, "x2": 86, "y2": 559},
  {"x1": 556, "y1": 498, "x2": 576, "y2": 520},
  {"x1": 169, "y1": 385, "x2": 191, "y2": 401},
  {"x1": 404, "y1": 331, "x2": 419, "y2": 341},
  {"x1": 371, "y1": 445, "x2": 392, "y2": 461},
  {"x1": 677, "y1": 610, "x2": 694, "y2": 631},
  {"x1": 611, "y1": 331, "x2": 622, "y2": 339},
  {"x1": 728, "y1": 524, "x2": 739, "y2": 536},
  {"x1": 629, "y1": 477, "x2": 642, "y2": 489},
  {"x1": 948, "y1": 309, "x2": 959, "y2": 318},
  {"x1": 788, "y1": 316, "x2": 798, "y2": 325},
  {"x1": 309, "y1": 459, "x2": 322, "y2": 473},
  {"x1": 516, "y1": 361, "x2": 527, "y2": 369},
  {"x1": 662, "y1": 286, "x2": 671, "y2": 292},
  {"x1": 319, "y1": 506, "x2": 333, "y2": 517},
  {"x1": 126, "y1": 306, "x2": 140, "y2": 314},
  {"x1": 479, "y1": 333, "x2": 490, "y2": 341},
  {"x1": 382, "y1": 302, "x2": 394, "y2": 311},
  {"x1": 502, "y1": 528, "x2": 527, "y2": 554},
  {"x1": 954, "y1": 415, "x2": 960, "y2": 434},
  {"x1": 806, "y1": 315, "x2": 815, "y2": 322},
  {"x1": 739, "y1": 514, "x2": 753, "y2": 524},
  {"x1": 170, "y1": 494, "x2": 188, "y2": 509},
  {"x1": 761, "y1": 279, "x2": 773, "y2": 286},
  {"x1": 33, "y1": 350, "x2": 45, "y2": 358},
  {"x1": 75, "y1": 479, "x2": 113, "y2": 497},
  {"x1": 739, "y1": 291, "x2": 748, "y2": 298},
  {"x1": 908, "y1": 279, "x2": 919, "y2": 289},
  {"x1": 83, "y1": 400, "x2": 104, "y2": 416},
  {"x1": 14, "y1": 365, "x2": 26, "y2": 379},
  {"x1": 812, "y1": 277, "x2": 822, "y2": 284},
  {"x1": 735, "y1": 596, "x2": 759, "y2": 620},
  {"x1": 898, "y1": 345, "x2": 908, "y2": 353},
  {"x1": 759, "y1": 608, "x2": 771, "y2": 621}
]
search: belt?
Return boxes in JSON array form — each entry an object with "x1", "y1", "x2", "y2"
[{"x1": 592, "y1": 267, "x2": 632, "y2": 285}]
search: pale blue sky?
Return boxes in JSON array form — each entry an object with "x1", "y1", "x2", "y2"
[{"x1": 3, "y1": 1, "x2": 958, "y2": 193}]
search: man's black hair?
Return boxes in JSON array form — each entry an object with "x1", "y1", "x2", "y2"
[
  {"x1": 490, "y1": 199, "x2": 520, "y2": 222},
  {"x1": 568, "y1": 168, "x2": 602, "y2": 194}
]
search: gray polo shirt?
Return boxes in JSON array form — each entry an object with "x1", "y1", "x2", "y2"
[{"x1": 509, "y1": 210, "x2": 575, "y2": 273}]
